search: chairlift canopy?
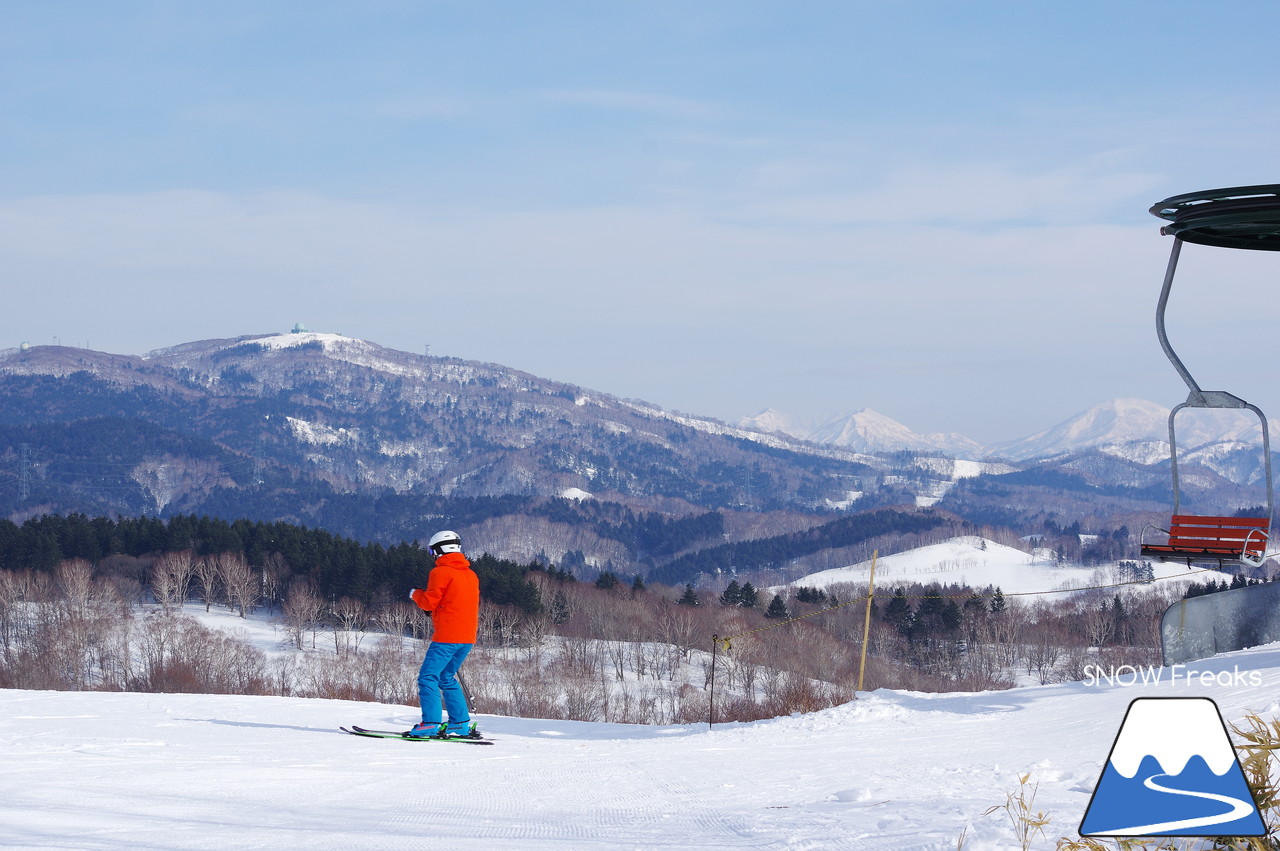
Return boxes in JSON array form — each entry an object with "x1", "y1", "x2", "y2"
[{"x1": 1150, "y1": 184, "x2": 1280, "y2": 250}]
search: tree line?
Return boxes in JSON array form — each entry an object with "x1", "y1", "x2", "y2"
[
  {"x1": 0, "y1": 512, "x2": 543, "y2": 610},
  {"x1": 649, "y1": 508, "x2": 949, "y2": 584}
]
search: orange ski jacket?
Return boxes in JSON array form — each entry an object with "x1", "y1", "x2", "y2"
[{"x1": 410, "y1": 552, "x2": 480, "y2": 643}]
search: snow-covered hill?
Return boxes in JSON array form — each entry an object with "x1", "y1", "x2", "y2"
[
  {"x1": 5, "y1": 642, "x2": 1279, "y2": 849},
  {"x1": 789, "y1": 536, "x2": 1235, "y2": 595}
]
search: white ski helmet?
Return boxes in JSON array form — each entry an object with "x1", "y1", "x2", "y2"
[{"x1": 428, "y1": 530, "x2": 463, "y2": 555}]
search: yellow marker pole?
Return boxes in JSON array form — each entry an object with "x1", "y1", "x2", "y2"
[
  {"x1": 709, "y1": 635, "x2": 719, "y2": 729},
  {"x1": 857, "y1": 550, "x2": 877, "y2": 694}
]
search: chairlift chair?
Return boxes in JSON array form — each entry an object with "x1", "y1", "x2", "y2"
[{"x1": 1139, "y1": 185, "x2": 1278, "y2": 569}]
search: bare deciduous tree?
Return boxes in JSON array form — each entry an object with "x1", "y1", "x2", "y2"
[
  {"x1": 372, "y1": 600, "x2": 417, "y2": 645},
  {"x1": 194, "y1": 557, "x2": 221, "y2": 613},
  {"x1": 217, "y1": 553, "x2": 259, "y2": 618},
  {"x1": 331, "y1": 597, "x2": 368, "y2": 657},
  {"x1": 259, "y1": 552, "x2": 291, "y2": 611},
  {"x1": 282, "y1": 583, "x2": 325, "y2": 650},
  {"x1": 56, "y1": 559, "x2": 95, "y2": 620},
  {"x1": 153, "y1": 550, "x2": 198, "y2": 609}
]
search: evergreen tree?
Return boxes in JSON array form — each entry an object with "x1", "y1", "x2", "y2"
[
  {"x1": 550, "y1": 589, "x2": 571, "y2": 625},
  {"x1": 719, "y1": 580, "x2": 743, "y2": 607},
  {"x1": 764, "y1": 594, "x2": 789, "y2": 620},
  {"x1": 990, "y1": 587, "x2": 1006, "y2": 614},
  {"x1": 884, "y1": 588, "x2": 911, "y2": 629},
  {"x1": 795, "y1": 586, "x2": 827, "y2": 605},
  {"x1": 739, "y1": 582, "x2": 759, "y2": 609},
  {"x1": 595, "y1": 571, "x2": 620, "y2": 591},
  {"x1": 1110, "y1": 594, "x2": 1128, "y2": 644},
  {"x1": 941, "y1": 599, "x2": 963, "y2": 632},
  {"x1": 915, "y1": 591, "x2": 946, "y2": 639},
  {"x1": 630, "y1": 575, "x2": 646, "y2": 595},
  {"x1": 677, "y1": 583, "x2": 700, "y2": 607}
]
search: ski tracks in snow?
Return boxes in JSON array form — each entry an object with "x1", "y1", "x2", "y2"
[{"x1": 387, "y1": 749, "x2": 778, "y2": 848}]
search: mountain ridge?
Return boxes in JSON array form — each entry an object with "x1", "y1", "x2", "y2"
[
  {"x1": 742, "y1": 397, "x2": 1277, "y2": 464},
  {"x1": 0, "y1": 331, "x2": 1268, "y2": 581}
]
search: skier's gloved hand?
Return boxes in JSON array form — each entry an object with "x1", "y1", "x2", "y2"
[{"x1": 409, "y1": 587, "x2": 432, "y2": 612}]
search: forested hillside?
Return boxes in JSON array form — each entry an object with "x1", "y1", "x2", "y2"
[{"x1": 0, "y1": 332, "x2": 1268, "y2": 586}]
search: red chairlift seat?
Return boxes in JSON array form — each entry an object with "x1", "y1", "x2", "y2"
[{"x1": 1141, "y1": 514, "x2": 1270, "y2": 568}]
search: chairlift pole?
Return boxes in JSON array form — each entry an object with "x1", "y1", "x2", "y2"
[
  {"x1": 857, "y1": 551, "x2": 877, "y2": 693},
  {"x1": 1154, "y1": 237, "x2": 1201, "y2": 399}
]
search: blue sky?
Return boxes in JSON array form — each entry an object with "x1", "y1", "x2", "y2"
[{"x1": 4, "y1": 2, "x2": 1280, "y2": 443}]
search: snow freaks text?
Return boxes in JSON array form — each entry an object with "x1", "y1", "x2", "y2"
[{"x1": 1082, "y1": 665, "x2": 1263, "y2": 688}]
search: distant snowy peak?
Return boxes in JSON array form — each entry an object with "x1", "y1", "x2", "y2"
[
  {"x1": 740, "y1": 408, "x2": 984, "y2": 458},
  {"x1": 988, "y1": 397, "x2": 1277, "y2": 461},
  {"x1": 988, "y1": 398, "x2": 1173, "y2": 461},
  {"x1": 748, "y1": 398, "x2": 1278, "y2": 463}
]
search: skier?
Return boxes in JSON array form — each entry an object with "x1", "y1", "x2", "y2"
[{"x1": 407, "y1": 530, "x2": 482, "y2": 738}]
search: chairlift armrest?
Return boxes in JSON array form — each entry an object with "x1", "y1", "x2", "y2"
[
  {"x1": 1243, "y1": 526, "x2": 1269, "y2": 554},
  {"x1": 1240, "y1": 527, "x2": 1270, "y2": 568},
  {"x1": 1140, "y1": 523, "x2": 1170, "y2": 549}
]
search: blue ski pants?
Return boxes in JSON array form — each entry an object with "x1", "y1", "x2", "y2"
[{"x1": 417, "y1": 641, "x2": 473, "y2": 725}]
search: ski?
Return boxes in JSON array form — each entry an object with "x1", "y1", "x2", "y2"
[{"x1": 341, "y1": 725, "x2": 494, "y2": 745}]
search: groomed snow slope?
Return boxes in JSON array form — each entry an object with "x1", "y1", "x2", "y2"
[
  {"x1": 791, "y1": 536, "x2": 1235, "y2": 596},
  {"x1": 4, "y1": 643, "x2": 1279, "y2": 850}
]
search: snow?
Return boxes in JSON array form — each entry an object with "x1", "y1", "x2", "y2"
[
  {"x1": 825, "y1": 490, "x2": 864, "y2": 510},
  {"x1": 244, "y1": 332, "x2": 435, "y2": 383},
  {"x1": 740, "y1": 408, "x2": 986, "y2": 458},
  {"x1": 624, "y1": 401, "x2": 877, "y2": 467},
  {"x1": 790, "y1": 536, "x2": 1236, "y2": 596},
  {"x1": 5, "y1": 642, "x2": 1280, "y2": 850},
  {"x1": 254, "y1": 331, "x2": 353, "y2": 351},
  {"x1": 285, "y1": 415, "x2": 355, "y2": 447},
  {"x1": 743, "y1": 398, "x2": 1280, "y2": 464}
]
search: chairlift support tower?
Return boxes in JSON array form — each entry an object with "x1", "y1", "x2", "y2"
[
  {"x1": 1141, "y1": 185, "x2": 1280, "y2": 567},
  {"x1": 18, "y1": 443, "x2": 32, "y2": 504}
]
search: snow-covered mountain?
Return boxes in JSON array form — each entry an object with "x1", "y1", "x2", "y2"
[
  {"x1": 985, "y1": 398, "x2": 1174, "y2": 461},
  {"x1": 986, "y1": 397, "x2": 1275, "y2": 462},
  {"x1": 741, "y1": 408, "x2": 985, "y2": 457},
  {"x1": 745, "y1": 398, "x2": 1277, "y2": 467}
]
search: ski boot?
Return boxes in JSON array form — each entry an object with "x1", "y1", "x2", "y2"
[{"x1": 441, "y1": 721, "x2": 481, "y2": 739}]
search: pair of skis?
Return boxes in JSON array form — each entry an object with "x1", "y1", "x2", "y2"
[{"x1": 340, "y1": 725, "x2": 494, "y2": 745}]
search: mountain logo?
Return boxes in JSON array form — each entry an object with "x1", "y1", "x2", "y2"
[{"x1": 1079, "y1": 697, "x2": 1265, "y2": 837}]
